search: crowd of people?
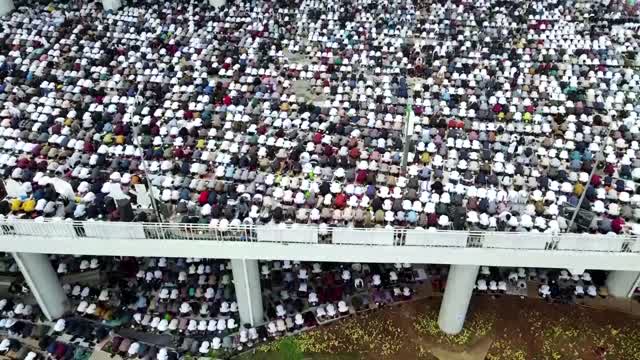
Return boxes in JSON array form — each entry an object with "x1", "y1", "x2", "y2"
[
  {"x1": 0, "y1": 0, "x2": 637, "y2": 235},
  {"x1": 260, "y1": 260, "x2": 419, "y2": 335},
  {"x1": 474, "y1": 266, "x2": 610, "y2": 301},
  {"x1": 0, "y1": 255, "x2": 426, "y2": 359},
  {"x1": 1, "y1": 255, "x2": 251, "y2": 359},
  {"x1": 0, "y1": 253, "x2": 628, "y2": 360}
]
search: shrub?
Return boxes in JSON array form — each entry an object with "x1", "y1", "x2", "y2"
[{"x1": 278, "y1": 337, "x2": 304, "y2": 360}]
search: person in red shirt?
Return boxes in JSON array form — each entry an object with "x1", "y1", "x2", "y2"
[
  {"x1": 604, "y1": 164, "x2": 615, "y2": 176},
  {"x1": 83, "y1": 142, "x2": 94, "y2": 153},
  {"x1": 198, "y1": 191, "x2": 209, "y2": 206},
  {"x1": 612, "y1": 217, "x2": 625, "y2": 234},
  {"x1": 313, "y1": 132, "x2": 323, "y2": 144},
  {"x1": 323, "y1": 145, "x2": 334, "y2": 157},
  {"x1": 349, "y1": 147, "x2": 360, "y2": 159},
  {"x1": 334, "y1": 193, "x2": 346, "y2": 209}
]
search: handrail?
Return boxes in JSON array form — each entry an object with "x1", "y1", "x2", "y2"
[{"x1": 0, "y1": 219, "x2": 637, "y2": 254}]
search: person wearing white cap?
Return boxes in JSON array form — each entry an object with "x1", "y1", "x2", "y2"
[
  {"x1": 0, "y1": 339, "x2": 12, "y2": 354},
  {"x1": 219, "y1": 301, "x2": 230, "y2": 315},
  {"x1": 267, "y1": 321, "x2": 278, "y2": 337},
  {"x1": 57, "y1": 263, "x2": 68, "y2": 274},
  {"x1": 308, "y1": 291, "x2": 319, "y2": 307},
  {"x1": 187, "y1": 320, "x2": 197, "y2": 333},
  {"x1": 216, "y1": 318, "x2": 227, "y2": 334},
  {"x1": 127, "y1": 342, "x2": 141, "y2": 357},
  {"x1": 89, "y1": 258, "x2": 100, "y2": 269},
  {"x1": 157, "y1": 348, "x2": 168, "y2": 360},
  {"x1": 80, "y1": 286, "x2": 90, "y2": 299},
  {"x1": 53, "y1": 318, "x2": 66, "y2": 333},
  {"x1": 13, "y1": 303, "x2": 25, "y2": 316},
  {"x1": 179, "y1": 302, "x2": 192, "y2": 315},
  {"x1": 76, "y1": 301, "x2": 88, "y2": 314},
  {"x1": 497, "y1": 281, "x2": 507, "y2": 295},
  {"x1": 211, "y1": 337, "x2": 222, "y2": 350},
  {"x1": 290, "y1": 313, "x2": 303, "y2": 331},
  {"x1": 227, "y1": 318, "x2": 238, "y2": 331},
  {"x1": 98, "y1": 289, "x2": 109, "y2": 302},
  {"x1": 539, "y1": 284, "x2": 551, "y2": 301},
  {"x1": 337, "y1": 301, "x2": 349, "y2": 315},
  {"x1": 157, "y1": 319, "x2": 169, "y2": 332},
  {"x1": 199, "y1": 341, "x2": 210, "y2": 354},
  {"x1": 326, "y1": 303, "x2": 337, "y2": 318}
]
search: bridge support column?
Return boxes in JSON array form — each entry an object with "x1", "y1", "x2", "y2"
[
  {"x1": 438, "y1": 265, "x2": 479, "y2": 335},
  {"x1": 0, "y1": 0, "x2": 14, "y2": 16},
  {"x1": 101, "y1": 0, "x2": 121, "y2": 11},
  {"x1": 606, "y1": 271, "x2": 640, "y2": 297},
  {"x1": 12, "y1": 253, "x2": 68, "y2": 321},
  {"x1": 231, "y1": 259, "x2": 264, "y2": 326}
]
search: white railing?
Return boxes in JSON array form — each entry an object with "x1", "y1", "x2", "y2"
[{"x1": 0, "y1": 220, "x2": 638, "y2": 254}]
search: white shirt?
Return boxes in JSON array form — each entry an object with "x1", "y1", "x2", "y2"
[
  {"x1": 489, "y1": 281, "x2": 498, "y2": 291},
  {"x1": 539, "y1": 285, "x2": 551, "y2": 296},
  {"x1": 477, "y1": 279, "x2": 488, "y2": 291},
  {"x1": 127, "y1": 343, "x2": 140, "y2": 356},
  {"x1": 373, "y1": 274, "x2": 381, "y2": 285}
]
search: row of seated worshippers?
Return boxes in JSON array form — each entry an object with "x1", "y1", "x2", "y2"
[
  {"x1": 0, "y1": 310, "x2": 98, "y2": 360},
  {"x1": 260, "y1": 261, "x2": 416, "y2": 331},
  {"x1": 0, "y1": 298, "x2": 38, "y2": 322},
  {"x1": 105, "y1": 337, "x2": 178, "y2": 360},
  {"x1": 1, "y1": 254, "x2": 265, "y2": 357},
  {"x1": 0, "y1": 338, "x2": 41, "y2": 360},
  {"x1": 174, "y1": 325, "x2": 266, "y2": 356},
  {"x1": 107, "y1": 328, "x2": 265, "y2": 359},
  {"x1": 537, "y1": 269, "x2": 610, "y2": 300},
  {"x1": 473, "y1": 266, "x2": 610, "y2": 300},
  {"x1": 52, "y1": 256, "x2": 269, "y2": 357},
  {"x1": 0, "y1": 0, "x2": 639, "y2": 236},
  {"x1": 50, "y1": 256, "x2": 243, "y2": 338}
]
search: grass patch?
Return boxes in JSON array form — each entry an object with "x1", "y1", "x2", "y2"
[{"x1": 414, "y1": 310, "x2": 495, "y2": 347}]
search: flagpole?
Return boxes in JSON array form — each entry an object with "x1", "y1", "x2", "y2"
[
  {"x1": 565, "y1": 127, "x2": 612, "y2": 232},
  {"x1": 134, "y1": 86, "x2": 163, "y2": 223},
  {"x1": 401, "y1": 102, "x2": 413, "y2": 174}
]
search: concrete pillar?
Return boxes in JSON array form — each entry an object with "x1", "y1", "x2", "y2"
[
  {"x1": 606, "y1": 271, "x2": 640, "y2": 298},
  {"x1": 209, "y1": 0, "x2": 225, "y2": 7},
  {"x1": 231, "y1": 259, "x2": 264, "y2": 326},
  {"x1": 0, "y1": 0, "x2": 14, "y2": 16},
  {"x1": 101, "y1": 0, "x2": 121, "y2": 11},
  {"x1": 438, "y1": 265, "x2": 479, "y2": 335},
  {"x1": 12, "y1": 253, "x2": 68, "y2": 321}
]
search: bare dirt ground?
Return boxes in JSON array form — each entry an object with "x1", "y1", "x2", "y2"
[{"x1": 277, "y1": 296, "x2": 640, "y2": 360}]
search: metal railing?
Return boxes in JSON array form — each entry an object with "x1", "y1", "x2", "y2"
[{"x1": 0, "y1": 220, "x2": 638, "y2": 254}]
